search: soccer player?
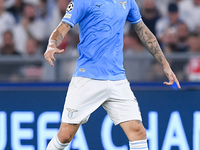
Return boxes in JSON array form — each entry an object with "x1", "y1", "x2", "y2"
[{"x1": 44, "y1": 0, "x2": 181, "y2": 149}]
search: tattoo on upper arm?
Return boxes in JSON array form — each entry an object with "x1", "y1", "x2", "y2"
[
  {"x1": 132, "y1": 21, "x2": 165, "y2": 66},
  {"x1": 50, "y1": 22, "x2": 71, "y2": 47}
]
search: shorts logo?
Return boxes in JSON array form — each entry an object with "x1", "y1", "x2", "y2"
[
  {"x1": 67, "y1": 108, "x2": 78, "y2": 118},
  {"x1": 66, "y1": 2, "x2": 74, "y2": 12},
  {"x1": 118, "y1": 1, "x2": 127, "y2": 9}
]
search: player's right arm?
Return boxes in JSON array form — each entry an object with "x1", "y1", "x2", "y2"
[{"x1": 44, "y1": 22, "x2": 71, "y2": 66}]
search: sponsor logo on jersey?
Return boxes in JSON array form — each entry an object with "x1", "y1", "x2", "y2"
[
  {"x1": 67, "y1": 108, "x2": 78, "y2": 118},
  {"x1": 64, "y1": 13, "x2": 72, "y2": 19},
  {"x1": 118, "y1": 1, "x2": 127, "y2": 9},
  {"x1": 66, "y1": 2, "x2": 74, "y2": 12},
  {"x1": 79, "y1": 68, "x2": 86, "y2": 72}
]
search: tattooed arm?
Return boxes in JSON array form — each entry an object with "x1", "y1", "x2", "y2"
[
  {"x1": 132, "y1": 21, "x2": 181, "y2": 89},
  {"x1": 44, "y1": 22, "x2": 71, "y2": 66}
]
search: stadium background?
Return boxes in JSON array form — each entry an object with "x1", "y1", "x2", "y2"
[{"x1": 0, "y1": 0, "x2": 200, "y2": 149}]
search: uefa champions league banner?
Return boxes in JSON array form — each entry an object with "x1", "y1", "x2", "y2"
[{"x1": 0, "y1": 84, "x2": 200, "y2": 150}]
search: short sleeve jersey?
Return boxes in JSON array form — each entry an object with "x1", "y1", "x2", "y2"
[{"x1": 62, "y1": 0, "x2": 142, "y2": 80}]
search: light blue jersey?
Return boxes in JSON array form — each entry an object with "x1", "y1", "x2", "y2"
[{"x1": 62, "y1": 0, "x2": 142, "y2": 80}]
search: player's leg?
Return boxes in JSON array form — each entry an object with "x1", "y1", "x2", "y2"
[
  {"x1": 120, "y1": 120, "x2": 148, "y2": 150},
  {"x1": 46, "y1": 122, "x2": 80, "y2": 150},
  {"x1": 102, "y1": 79, "x2": 149, "y2": 150},
  {"x1": 46, "y1": 77, "x2": 109, "y2": 150}
]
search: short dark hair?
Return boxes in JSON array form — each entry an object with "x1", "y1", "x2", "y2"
[{"x1": 168, "y1": 3, "x2": 178, "y2": 12}]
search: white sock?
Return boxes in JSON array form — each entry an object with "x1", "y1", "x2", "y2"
[
  {"x1": 129, "y1": 139, "x2": 149, "y2": 150},
  {"x1": 46, "y1": 135, "x2": 69, "y2": 150}
]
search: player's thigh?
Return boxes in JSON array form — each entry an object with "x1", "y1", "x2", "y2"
[
  {"x1": 62, "y1": 77, "x2": 108, "y2": 124},
  {"x1": 103, "y1": 79, "x2": 142, "y2": 125}
]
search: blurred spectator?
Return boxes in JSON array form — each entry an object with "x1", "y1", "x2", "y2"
[
  {"x1": 148, "y1": 61, "x2": 168, "y2": 82},
  {"x1": 162, "y1": 27, "x2": 188, "y2": 80},
  {"x1": 0, "y1": 30, "x2": 21, "y2": 81},
  {"x1": 13, "y1": 3, "x2": 46, "y2": 54},
  {"x1": 123, "y1": 31, "x2": 152, "y2": 81},
  {"x1": 38, "y1": 0, "x2": 60, "y2": 37},
  {"x1": 178, "y1": 32, "x2": 200, "y2": 81},
  {"x1": 179, "y1": 0, "x2": 200, "y2": 32},
  {"x1": 187, "y1": 32, "x2": 200, "y2": 53},
  {"x1": 162, "y1": 27, "x2": 178, "y2": 53},
  {"x1": 176, "y1": 22, "x2": 189, "y2": 52},
  {"x1": 48, "y1": 0, "x2": 71, "y2": 28},
  {"x1": 24, "y1": 37, "x2": 40, "y2": 56},
  {"x1": 0, "y1": 30, "x2": 20, "y2": 55},
  {"x1": 0, "y1": 0, "x2": 16, "y2": 47},
  {"x1": 141, "y1": 0, "x2": 160, "y2": 35},
  {"x1": 20, "y1": 37, "x2": 43, "y2": 81},
  {"x1": 6, "y1": 0, "x2": 26, "y2": 23},
  {"x1": 186, "y1": 32, "x2": 200, "y2": 81},
  {"x1": 153, "y1": 0, "x2": 174, "y2": 16},
  {"x1": 155, "y1": 3, "x2": 182, "y2": 43},
  {"x1": 186, "y1": 32, "x2": 200, "y2": 80},
  {"x1": 163, "y1": 22, "x2": 189, "y2": 53}
]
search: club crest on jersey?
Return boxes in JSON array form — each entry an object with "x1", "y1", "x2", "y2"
[
  {"x1": 67, "y1": 108, "x2": 78, "y2": 118},
  {"x1": 118, "y1": 1, "x2": 127, "y2": 9},
  {"x1": 66, "y1": 2, "x2": 74, "y2": 12}
]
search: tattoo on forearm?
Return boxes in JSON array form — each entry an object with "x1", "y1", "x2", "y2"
[
  {"x1": 49, "y1": 22, "x2": 71, "y2": 47},
  {"x1": 132, "y1": 21, "x2": 166, "y2": 66}
]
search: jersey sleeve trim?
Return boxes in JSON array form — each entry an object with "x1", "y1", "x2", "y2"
[
  {"x1": 61, "y1": 19, "x2": 75, "y2": 28},
  {"x1": 130, "y1": 18, "x2": 142, "y2": 24}
]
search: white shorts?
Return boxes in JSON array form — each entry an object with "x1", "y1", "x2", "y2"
[{"x1": 61, "y1": 77, "x2": 142, "y2": 125}]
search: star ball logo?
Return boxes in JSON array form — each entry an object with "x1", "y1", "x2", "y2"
[{"x1": 66, "y1": 2, "x2": 74, "y2": 12}]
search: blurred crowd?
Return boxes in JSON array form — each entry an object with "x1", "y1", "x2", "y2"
[
  {"x1": 123, "y1": 0, "x2": 200, "y2": 82},
  {"x1": 0, "y1": 0, "x2": 200, "y2": 82}
]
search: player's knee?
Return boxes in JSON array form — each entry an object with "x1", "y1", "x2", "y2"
[
  {"x1": 57, "y1": 128, "x2": 74, "y2": 143},
  {"x1": 129, "y1": 121, "x2": 147, "y2": 140},
  {"x1": 136, "y1": 125, "x2": 146, "y2": 139}
]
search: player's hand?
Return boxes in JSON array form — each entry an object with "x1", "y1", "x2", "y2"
[
  {"x1": 163, "y1": 67, "x2": 181, "y2": 89},
  {"x1": 44, "y1": 44, "x2": 64, "y2": 66}
]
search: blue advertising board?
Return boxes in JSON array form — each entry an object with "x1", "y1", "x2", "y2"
[{"x1": 0, "y1": 83, "x2": 200, "y2": 150}]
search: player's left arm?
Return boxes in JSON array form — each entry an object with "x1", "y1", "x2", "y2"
[{"x1": 132, "y1": 21, "x2": 181, "y2": 89}]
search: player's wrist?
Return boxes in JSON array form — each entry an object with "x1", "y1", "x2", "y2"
[
  {"x1": 48, "y1": 40, "x2": 56, "y2": 47},
  {"x1": 162, "y1": 61, "x2": 170, "y2": 69}
]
